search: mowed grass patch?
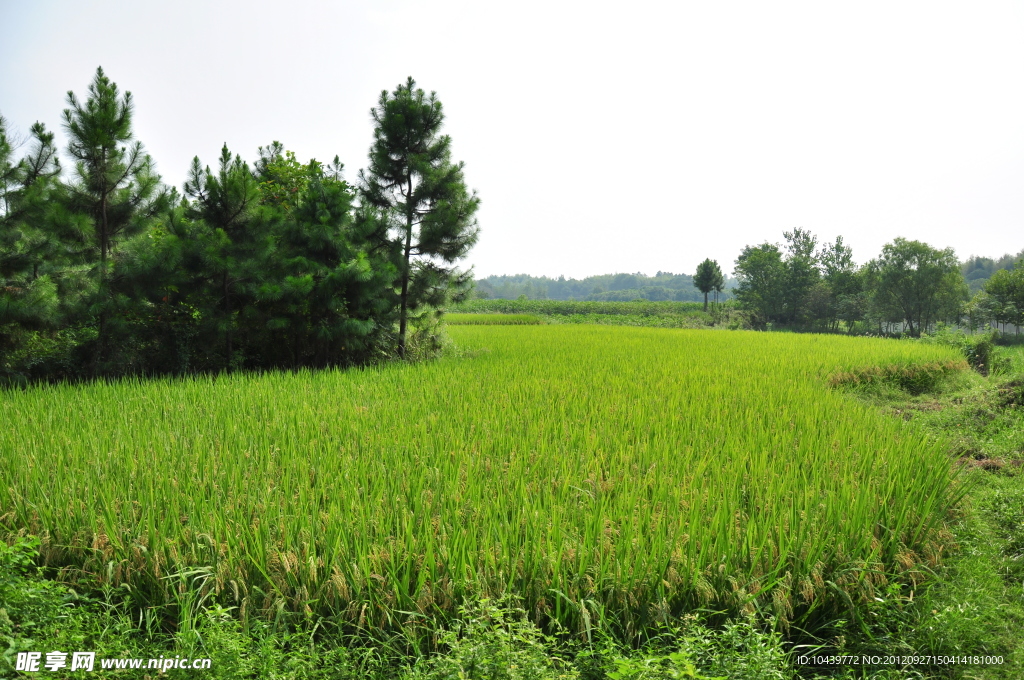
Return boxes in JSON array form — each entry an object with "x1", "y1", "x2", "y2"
[{"x1": 0, "y1": 327, "x2": 966, "y2": 644}]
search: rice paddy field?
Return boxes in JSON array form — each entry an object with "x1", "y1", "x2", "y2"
[
  {"x1": 450, "y1": 300, "x2": 717, "y2": 329},
  {"x1": 445, "y1": 313, "x2": 545, "y2": 325},
  {"x1": 0, "y1": 326, "x2": 969, "y2": 644}
]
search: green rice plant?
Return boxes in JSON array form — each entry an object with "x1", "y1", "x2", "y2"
[
  {"x1": 0, "y1": 327, "x2": 967, "y2": 646},
  {"x1": 827, "y1": 359, "x2": 968, "y2": 394},
  {"x1": 453, "y1": 299, "x2": 710, "y2": 316},
  {"x1": 444, "y1": 314, "x2": 545, "y2": 325},
  {"x1": 543, "y1": 313, "x2": 712, "y2": 329}
]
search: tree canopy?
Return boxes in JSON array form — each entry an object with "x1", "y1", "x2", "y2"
[
  {"x1": 359, "y1": 77, "x2": 479, "y2": 358},
  {"x1": 693, "y1": 258, "x2": 724, "y2": 311},
  {"x1": 0, "y1": 69, "x2": 478, "y2": 383}
]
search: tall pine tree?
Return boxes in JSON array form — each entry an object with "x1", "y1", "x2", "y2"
[
  {"x1": 359, "y1": 77, "x2": 479, "y2": 358},
  {"x1": 179, "y1": 145, "x2": 270, "y2": 371},
  {"x1": 61, "y1": 67, "x2": 167, "y2": 371},
  {"x1": 0, "y1": 117, "x2": 65, "y2": 381}
]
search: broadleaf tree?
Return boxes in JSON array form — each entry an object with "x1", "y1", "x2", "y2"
[
  {"x1": 984, "y1": 261, "x2": 1024, "y2": 332},
  {"x1": 693, "y1": 258, "x2": 724, "y2": 312},
  {"x1": 734, "y1": 243, "x2": 786, "y2": 327},
  {"x1": 782, "y1": 228, "x2": 820, "y2": 325},
  {"x1": 358, "y1": 77, "x2": 480, "y2": 358},
  {"x1": 865, "y1": 238, "x2": 968, "y2": 336}
]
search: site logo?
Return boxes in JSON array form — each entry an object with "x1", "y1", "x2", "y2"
[{"x1": 15, "y1": 651, "x2": 212, "y2": 672}]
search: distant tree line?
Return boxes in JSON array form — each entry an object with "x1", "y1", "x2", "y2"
[
  {"x1": 962, "y1": 252, "x2": 1024, "y2": 292},
  {"x1": 473, "y1": 271, "x2": 738, "y2": 302},
  {"x1": 0, "y1": 69, "x2": 477, "y2": 384},
  {"x1": 732, "y1": 229, "x2": 1023, "y2": 336}
]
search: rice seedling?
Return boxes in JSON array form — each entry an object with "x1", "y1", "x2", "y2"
[{"x1": 0, "y1": 326, "x2": 967, "y2": 644}]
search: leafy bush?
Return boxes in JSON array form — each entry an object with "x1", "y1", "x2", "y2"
[
  {"x1": 920, "y1": 326, "x2": 1003, "y2": 375},
  {"x1": 600, "y1": 618, "x2": 790, "y2": 680},
  {"x1": 402, "y1": 597, "x2": 577, "y2": 680}
]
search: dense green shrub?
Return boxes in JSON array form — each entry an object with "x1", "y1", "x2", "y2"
[{"x1": 920, "y1": 325, "x2": 1001, "y2": 374}]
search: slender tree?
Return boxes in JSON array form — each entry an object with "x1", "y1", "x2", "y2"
[
  {"x1": 359, "y1": 77, "x2": 480, "y2": 358},
  {"x1": 693, "y1": 258, "x2": 723, "y2": 312},
  {"x1": 782, "y1": 228, "x2": 820, "y2": 325},
  {"x1": 61, "y1": 67, "x2": 167, "y2": 370},
  {"x1": 815, "y1": 236, "x2": 859, "y2": 331},
  {"x1": 712, "y1": 270, "x2": 725, "y2": 307}
]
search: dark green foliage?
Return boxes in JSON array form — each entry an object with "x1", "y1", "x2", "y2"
[
  {"x1": 0, "y1": 117, "x2": 66, "y2": 383},
  {"x1": 781, "y1": 228, "x2": 820, "y2": 325},
  {"x1": 815, "y1": 236, "x2": 863, "y2": 332},
  {"x1": 252, "y1": 145, "x2": 397, "y2": 368},
  {"x1": 732, "y1": 232, "x2": 979, "y2": 337},
  {"x1": 359, "y1": 77, "x2": 479, "y2": 358},
  {"x1": 733, "y1": 243, "x2": 787, "y2": 327},
  {"x1": 962, "y1": 251, "x2": 1024, "y2": 293},
  {"x1": 177, "y1": 144, "x2": 273, "y2": 371},
  {"x1": 983, "y1": 262, "x2": 1024, "y2": 331},
  {"x1": 865, "y1": 238, "x2": 968, "y2": 337},
  {"x1": 0, "y1": 68, "x2": 476, "y2": 383},
  {"x1": 693, "y1": 259, "x2": 724, "y2": 312},
  {"x1": 147, "y1": 143, "x2": 399, "y2": 373},
  {"x1": 60, "y1": 67, "x2": 170, "y2": 373}
]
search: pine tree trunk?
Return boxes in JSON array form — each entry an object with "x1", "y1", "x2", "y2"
[
  {"x1": 93, "y1": 176, "x2": 109, "y2": 375},
  {"x1": 397, "y1": 174, "x2": 414, "y2": 359},
  {"x1": 224, "y1": 272, "x2": 232, "y2": 371},
  {"x1": 398, "y1": 228, "x2": 412, "y2": 359}
]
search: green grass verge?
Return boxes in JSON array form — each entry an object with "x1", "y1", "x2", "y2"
[{"x1": 829, "y1": 342, "x2": 1024, "y2": 678}]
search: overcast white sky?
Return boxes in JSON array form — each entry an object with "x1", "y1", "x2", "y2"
[{"x1": 1, "y1": 1, "x2": 1022, "y2": 278}]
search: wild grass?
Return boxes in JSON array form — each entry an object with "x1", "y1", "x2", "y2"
[{"x1": 0, "y1": 327, "x2": 966, "y2": 648}]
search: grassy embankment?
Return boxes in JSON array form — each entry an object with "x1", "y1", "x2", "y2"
[{"x1": 828, "y1": 341, "x2": 1024, "y2": 679}]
